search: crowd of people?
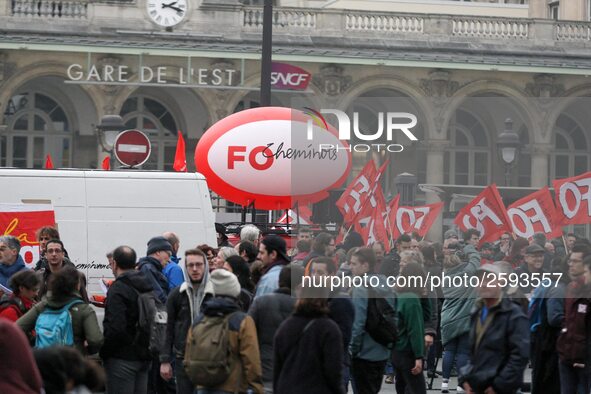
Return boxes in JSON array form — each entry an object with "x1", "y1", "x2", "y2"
[{"x1": 0, "y1": 222, "x2": 590, "y2": 394}]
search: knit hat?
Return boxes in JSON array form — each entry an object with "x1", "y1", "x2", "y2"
[
  {"x1": 444, "y1": 229, "x2": 458, "y2": 240},
  {"x1": 209, "y1": 269, "x2": 241, "y2": 298},
  {"x1": 147, "y1": 236, "x2": 173, "y2": 256}
]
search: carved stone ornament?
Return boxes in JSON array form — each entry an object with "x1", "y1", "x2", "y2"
[
  {"x1": 420, "y1": 70, "x2": 459, "y2": 103},
  {"x1": 525, "y1": 74, "x2": 564, "y2": 98},
  {"x1": 98, "y1": 56, "x2": 125, "y2": 96},
  {"x1": 210, "y1": 59, "x2": 239, "y2": 86},
  {"x1": 312, "y1": 64, "x2": 352, "y2": 96}
]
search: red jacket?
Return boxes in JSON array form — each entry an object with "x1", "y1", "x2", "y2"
[{"x1": 0, "y1": 295, "x2": 34, "y2": 322}]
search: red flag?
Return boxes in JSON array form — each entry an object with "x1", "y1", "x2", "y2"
[
  {"x1": 336, "y1": 160, "x2": 377, "y2": 224},
  {"x1": 173, "y1": 132, "x2": 187, "y2": 172},
  {"x1": 553, "y1": 171, "x2": 591, "y2": 226},
  {"x1": 454, "y1": 184, "x2": 512, "y2": 245},
  {"x1": 44, "y1": 154, "x2": 54, "y2": 169},
  {"x1": 359, "y1": 205, "x2": 390, "y2": 252},
  {"x1": 343, "y1": 160, "x2": 389, "y2": 225},
  {"x1": 390, "y1": 202, "x2": 444, "y2": 239},
  {"x1": 101, "y1": 156, "x2": 111, "y2": 171},
  {"x1": 507, "y1": 187, "x2": 561, "y2": 240},
  {"x1": 278, "y1": 206, "x2": 314, "y2": 225}
]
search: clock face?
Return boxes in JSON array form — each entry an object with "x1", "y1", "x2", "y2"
[{"x1": 147, "y1": 0, "x2": 187, "y2": 27}]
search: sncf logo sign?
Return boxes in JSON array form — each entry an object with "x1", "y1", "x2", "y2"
[{"x1": 271, "y1": 62, "x2": 311, "y2": 91}]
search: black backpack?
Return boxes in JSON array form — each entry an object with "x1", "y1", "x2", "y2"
[
  {"x1": 365, "y1": 289, "x2": 397, "y2": 347},
  {"x1": 0, "y1": 295, "x2": 26, "y2": 316},
  {"x1": 130, "y1": 287, "x2": 168, "y2": 356}
]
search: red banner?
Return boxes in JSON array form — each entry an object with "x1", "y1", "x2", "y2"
[
  {"x1": 359, "y1": 205, "x2": 390, "y2": 252},
  {"x1": 507, "y1": 187, "x2": 562, "y2": 240},
  {"x1": 336, "y1": 161, "x2": 377, "y2": 224},
  {"x1": 390, "y1": 202, "x2": 444, "y2": 239},
  {"x1": 454, "y1": 184, "x2": 512, "y2": 245},
  {"x1": 0, "y1": 204, "x2": 56, "y2": 267},
  {"x1": 553, "y1": 171, "x2": 591, "y2": 226}
]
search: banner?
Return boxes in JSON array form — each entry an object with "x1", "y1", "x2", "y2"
[
  {"x1": 553, "y1": 171, "x2": 591, "y2": 226},
  {"x1": 336, "y1": 160, "x2": 377, "y2": 224},
  {"x1": 390, "y1": 201, "x2": 444, "y2": 239},
  {"x1": 454, "y1": 184, "x2": 512, "y2": 245},
  {"x1": 0, "y1": 204, "x2": 56, "y2": 267},
  {"x1": 359, "y1": 205, "x2": 390, "y2": 252},
  {"x1": 507, "y1": 187, "x2": 562, "y2": 240}
]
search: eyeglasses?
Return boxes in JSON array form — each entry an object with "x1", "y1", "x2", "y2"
[{"x1": 46, "y1": 248, "x2": 63, "y2": 254}]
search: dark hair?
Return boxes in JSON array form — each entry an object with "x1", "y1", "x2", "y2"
[
  {"x1": 279, "y1": 264, "x2": 304, "y2": 292},
  {"x1": 36, "y1": 226, "x2": 60, "y2": 241},
  {"x1": 33, "y1": 347, "x2": 68, "y2": 394},
  {"x1": 419, "y1": 243, "x2": 436, "y2": 266},
  {"x1": 370, "y1": 241, "x2": 385, "y2": 252},
  {"x1": 225, "y1": 255, "x2": 254, "y2": 292},
  {"x1": 296, "y1": 239, "x2": 311, "y2": 253},
  {"x1": 59, "y1": 346, "x2": 105, "y2": 391},
  {"x1": 509, "y1": 237, "x2": 529, "y2": 259},
  {"x1": 309, "y1": 256, "x2": 337, "y2": 275},
  {"x1": 352, "y1": 247, "x2": 377, "y2": 272},
  {"x1": 238, "y1": 241, "x2": 258, "y2": 263},
  {"x1": 397, "y1": 262, "x2": 426, "y2": 296},
  {"x1": 9, "y1": 270, "x2": 40, "y2": 296},
  {"x1": 185, "y1": 248, "x2": 207, "y2": 261},
  {"x1": 584, "y1": 256, "x2": 591, "y2": 272},
  {"x1": 343, "y1": 231, "x2": 364, "y2": 251},
  {"x1": 312, "y1": 232, "x2": 333, "y2": 254},
  {"x1": 46, "y1": 239, "x2": 65, "y2": 252},
  {"x1": 295, "y1": 285, "x2": 330, "y2": 317},
  {"x1": 567, "y1": 232, "x2": 577, "y2": 239},
  {"x1": 572, "y1": 243, "x2": 591, "y2": 260},
  {"x1": 113, "y1": 245, "x2": 137, "y2": 270},
  {"x1": 396, "y1": 234, "x2": 411, "y2": 245},
  {"x1": 463, "y1": 228, "x2": 481, "y2": 242},
  {"x1": 48, "y1": 266, "x2": 80, "y2": 301}
]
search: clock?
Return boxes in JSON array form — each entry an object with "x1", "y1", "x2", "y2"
[{"x1": 147, "y1": 0, "x2": 187, "y2": 27}]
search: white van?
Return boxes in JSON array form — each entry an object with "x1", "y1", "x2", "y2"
[{"x1": 1, "y1": 169, "x2": 217, "y2": 294}]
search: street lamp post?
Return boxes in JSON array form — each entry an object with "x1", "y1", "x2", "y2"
[
  {"x1": 496, "y1": 118, "x2": 521, "y2": 186},
  {"x1": 96, "y1": 115, "x2": 126, "y2": 169}
]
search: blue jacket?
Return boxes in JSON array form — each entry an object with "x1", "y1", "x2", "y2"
[
  {"x1": 137, "y1": 256, "x2": 169, "y2": 304},
  {"x1": 349, "y1": 273, "x2": 395, "y2": 362},
  {"x1": 255, "y1": 265, "x2": 283, "y2": 298},
  {"x1": 0, "y1": 255, "x2": 28, "y2": 289},
  {"x1": 163, "y1": 256, "x2": 184, "y2": 290}
]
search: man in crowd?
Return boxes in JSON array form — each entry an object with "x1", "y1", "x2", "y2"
[
  {"x1": 557, "y1": 243, "x2": 591, "y2": 394},
  {"x1": 101, "y1": 245, "x2": 154, "y2": 394},
  {"x1": 494, "y1": 232, "x2": 513, "y2": 261},
  {"x1": 160, "y1": 248, "x2": 210, "y2": 394},
  {"x1": 237, "y1": 240, "x2": 259, "y2": 266},
  {"x1": 349, "y1": 247, "x2": 395, "y2": 394},
  {"x1": 39, "y1": 239, "x2": 75, "y2": 299},
  {"x1": 0, "y1": 235, "x2": 27, "y2": 291},
  {"x1": 302, "y1": 232, "x2": 335, "y2": 267},
  {"x1": 380, "y1": 233, "x2": 412, "y2": 278},
  {"x1": 162, "y1": 232, "x2": 184, "y2": 290},
  {"x1": 240, "y1": 224, "x2": 261, "y2": 247},
  {"x1": 515, "y1": 244, "x2": 546, "y2": 294},
  {"x1": 255, "y1": 235, "x2": 290, "y2": 297},
  {"x1": 138, "y1": 236, "x2": 172, "y2": 304},
  {"x1": 460, "y1": 264, "x2": 529, "y2": 394},
  {"x1": 463, "y1": 228, "x2": 480, "y2": 247}
]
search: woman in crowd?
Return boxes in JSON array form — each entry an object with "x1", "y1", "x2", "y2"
[
  {"x1": 212, "y1": 246, "x2": 238, "y2": 271},
  {"x1": 224, "y1": 255, "x2": 255, "y2": 311},
  {"x1": 0, "y1": 269, "x2": 40, "y2": 322},
  {"x1": 273, "y1": 285, "x2": 345, "y2": 394},
  {"x1": 17, "y1": 266, "x2": 103, "y2": 355}
]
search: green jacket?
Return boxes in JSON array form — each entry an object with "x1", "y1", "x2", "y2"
[
  {"x1": 395, "y1": 292, "x2": 425, "y2": 359},
  {"x1": 440, "y1": 244, "x2": 480, "y2": 346},
  {"x1": 17, "y1": 292, "x2": 103, "y2": 355}
]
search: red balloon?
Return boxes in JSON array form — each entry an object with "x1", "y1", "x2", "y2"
[{"x1": 195, "y1": 107, "x2": 351, "y2": 210}]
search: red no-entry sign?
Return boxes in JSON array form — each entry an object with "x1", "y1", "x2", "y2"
[{"x1": 114, "y1": 129, "x2": 151, "y2": 167}]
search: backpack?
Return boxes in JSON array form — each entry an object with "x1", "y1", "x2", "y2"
[
  {"x1": 35, "y1": 299, "x2": 84, "y2": 348},
  {"x1": 131, "y1": 287, "x2": 167, "y2": 356},
  {"x1": 184, "y1": 311, "x2": 246, "y2": 387},
  {"x1": 365, "y1": 289, "x2": 398, "y2": 347}
]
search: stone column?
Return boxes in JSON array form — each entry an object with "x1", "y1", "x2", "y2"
[
  {"x1": 424, "y1": 139, "x2": 449, "y2": 242},
  {"x1": 530, "y1": 144, "x2": 552, "y2": 188}
]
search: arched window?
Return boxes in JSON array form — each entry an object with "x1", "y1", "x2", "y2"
[
  {"x1": 550, "y1": 114, "x2": 589, "y2": 179},
  {"x1": 2, "y1": 92, "x2": 72, "y2": 168},
  {"x1": 445, "y1": 109, "x2": 490, "y2": 185},
  {"x1": 120, "y1": 96, "x2": 179, "y2": 170}
]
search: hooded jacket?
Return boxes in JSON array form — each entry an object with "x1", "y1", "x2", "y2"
[
  {"x1": 100, "y1": 270, "x2": 154, "y2": 361},
  {"x1": 440, "y1": 244, "x2": 480, "y2": 345},
  {"x1": 0, "y1": 255, "x2": 27, "y2": 289},
  {"x1": 17, "y1": 291, "x2": 103, "y2": 355},
  {"x1": 195, "y1": 297, "x2": 264, "y2": 394},
  {"x1": 459, "y1": 297, "x2": 529, "y2": 394},
  {"x1": 137, "y1": 256, "x2": 169, "y2": 304},
  {"x1": 160, "y1": 257, "x2": 210, "y2": 363},
  {"x1": 349, "y1": 273, "x2": 396, "y2": 362}
]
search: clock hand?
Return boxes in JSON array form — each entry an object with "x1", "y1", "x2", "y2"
[
  {"x1": 168, "y1": 5, "x2": 183, "y2": 12},
  {"x1": 161, "y1": 1, "x2": 177, "y2": 8}
]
